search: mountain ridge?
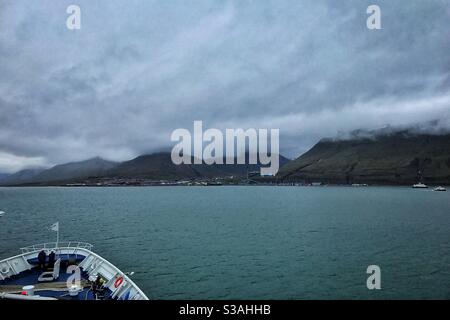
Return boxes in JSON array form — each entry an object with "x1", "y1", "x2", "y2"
[
  {"x1": 1, "y1": 152, "x2": 291, "y2": 186},
  {"x1": 277, "y1": 132, "x2": 450, "y2": 185},
  {"x1": 3, "y1": 130, "x2": 450, "y2": 186}
]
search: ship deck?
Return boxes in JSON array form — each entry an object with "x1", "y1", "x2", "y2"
[
  {"x1": 0, "y1": 257, "x2": 114, "y2": 300},
  {"x1": 0, "y1": 242, "x2": 149, "y2": 300}
]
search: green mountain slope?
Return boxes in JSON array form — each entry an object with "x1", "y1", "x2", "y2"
[{"x1": 277, "y1": 132, "x2": 450, "y2": 185}]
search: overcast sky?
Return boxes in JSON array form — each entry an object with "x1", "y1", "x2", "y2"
[{"x1": 0, "y1": 0, "x2": 449, "y2": 173}]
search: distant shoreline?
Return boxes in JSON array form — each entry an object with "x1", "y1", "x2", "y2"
[{"x1": 1, "y1": 183, "x2": 447, "y2": 188}]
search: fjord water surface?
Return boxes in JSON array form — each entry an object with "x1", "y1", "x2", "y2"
[{"x1": 0, "y1": 186, "x2": 449, "y2": 299}]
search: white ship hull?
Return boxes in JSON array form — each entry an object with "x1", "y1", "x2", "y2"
[{"x1": 0, "y1": 242, "x2": 149, "y2": 300}]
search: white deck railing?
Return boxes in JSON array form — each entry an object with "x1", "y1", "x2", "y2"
[{"x1": 20, "y1": 242, "x2": 93, "y2": 254}]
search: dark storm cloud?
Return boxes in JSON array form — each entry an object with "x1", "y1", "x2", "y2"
[{"x1": 0, "y1": 0, "x2": 449, "y2": 172}]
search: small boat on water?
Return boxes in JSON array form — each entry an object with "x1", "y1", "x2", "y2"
[
  {"x1": 0, "y1": 223, "x2": 148, "y2": 300},
  {"x1": 413, "y1": 170, "x2": 428, "y2": 189},
  {"x1": 0, "y1": 211, "x2": 4, "y2": 217},
  {"x1": 433, "y1": 186, "x2": 447, "y2": 192},
  {"x1": 412, "y1": 183, "x2": 428, "y2": 189}
]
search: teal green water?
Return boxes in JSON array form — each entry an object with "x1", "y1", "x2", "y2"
[{"x1": 0, "y1": 186, "x2": 449, "y2": 299}]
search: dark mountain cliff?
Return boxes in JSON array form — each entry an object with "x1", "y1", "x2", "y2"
[{"x1": 277, "y1": 132, "x2": 450, "y2": 185}]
